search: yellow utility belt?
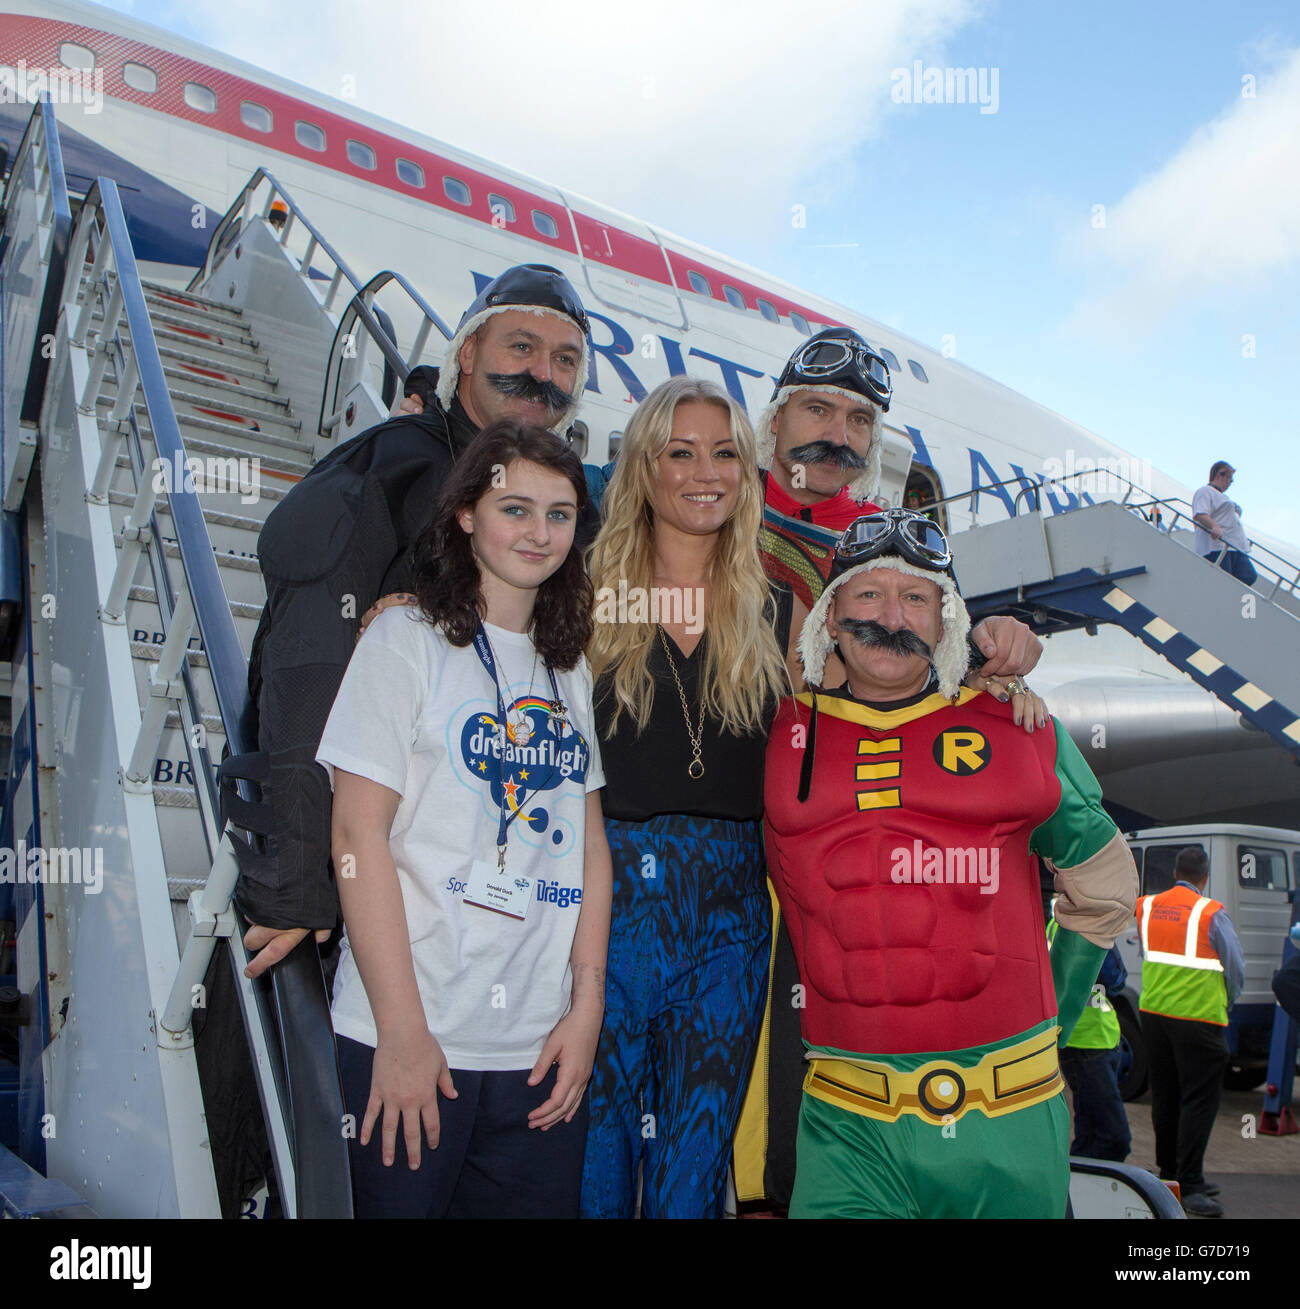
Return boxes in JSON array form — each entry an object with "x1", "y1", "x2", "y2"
[{"x1": 804, "y1": 1027, "x2": 1063, "y2": 1126}]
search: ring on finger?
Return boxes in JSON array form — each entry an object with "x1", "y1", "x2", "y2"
[{"x1": 1004, "y1": 677, "x2": 1026, "y2": 696}]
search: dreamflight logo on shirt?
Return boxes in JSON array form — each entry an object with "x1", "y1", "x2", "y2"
[{"x1": 458, "y1": 698, "x2": 591, "y2": 856}]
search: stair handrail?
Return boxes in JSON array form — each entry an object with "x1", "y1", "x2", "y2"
[
  {"x1": 318, "y1": 268, "x2": 453, "y2": 438},
  {"x1": 187, "y1": 167, "x2": 364, "y2": 316},
  {"x1": 2, "y1": 95, "x2": 72, "y2": 427},
  {"x1": 59, "y1": 177, "x2": 352, "y2": 1217},
  {"x1": 1009, "y1": 473, "x2": 1300, "y2": 606}
]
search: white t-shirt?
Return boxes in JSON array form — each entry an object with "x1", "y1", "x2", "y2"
[
  {"x1": 1192, "y1": 483, "x2": 1249, "y2": 555},
  {"x1": 317, "y1": 606, "x2": 604, "y2": 1069}
]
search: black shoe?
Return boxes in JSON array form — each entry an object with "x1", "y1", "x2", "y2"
[
  {"x1": 1183, "y1": 1180, "x2": 1221, "y2": 1198},
  {"x1": 1181, "y1": 1192, "x2": 1224, "y2": 1218}
]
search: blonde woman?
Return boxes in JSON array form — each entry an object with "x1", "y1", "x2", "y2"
[{"x1": 579, "y1": 378, "x2": 801, "y2": 1219}]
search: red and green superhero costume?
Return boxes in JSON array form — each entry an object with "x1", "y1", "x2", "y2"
[{"x1": 764, "y1": 685, "x2": 1136, "y2": 1218}]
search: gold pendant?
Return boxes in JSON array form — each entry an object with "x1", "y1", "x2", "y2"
[{"x1": 688, "y1": 759, "x2": 704, "y2": 780}]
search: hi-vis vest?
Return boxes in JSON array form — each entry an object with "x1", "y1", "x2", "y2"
[
  {"x1": 1047, "y1": 919, "x2": 1120, "y2": 1049},
  {"x1": 1136, "y1": 885, "x2": 1228, "y2": 1026}
]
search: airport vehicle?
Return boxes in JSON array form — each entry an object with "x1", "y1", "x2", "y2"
[
  {"x1": 1116, "y1": 824, "x2": 1299, "y2": 1098},
  {"x1": 1, "y1": 0, "x2": 1296, "y2": 1217}
]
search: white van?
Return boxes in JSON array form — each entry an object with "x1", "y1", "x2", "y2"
[{"x1": 1115, "y1": 823, "x2": 1297, "y2": 1096}]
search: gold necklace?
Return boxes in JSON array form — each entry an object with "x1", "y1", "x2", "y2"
[{"x1": 657, "y1": 626, "x2": 705, "y2": 779}]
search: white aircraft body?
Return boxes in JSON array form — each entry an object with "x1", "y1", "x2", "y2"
[{"x1": 0, "y1": 0, "x2": 1295, "y2": 1222}]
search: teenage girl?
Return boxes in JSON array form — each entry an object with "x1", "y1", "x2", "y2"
[{"x1": 319, "y1": 418, "x2": 612, "y2": 1219}]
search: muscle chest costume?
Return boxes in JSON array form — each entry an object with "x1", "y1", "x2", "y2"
[{"x1": 763, "y1": 686, "x2": 1137, "y2": 1217}]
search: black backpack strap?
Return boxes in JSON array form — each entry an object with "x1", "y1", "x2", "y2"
[{"x1": 768, "y1": 578, "x2": 795, "y2": 657}]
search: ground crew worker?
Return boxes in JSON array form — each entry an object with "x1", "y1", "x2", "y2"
[
  {"x1": 1048, "y1": 919, "x2": 1130, "y2": 1162},
  {"x1": 1137, "y1": 845, "x2": 1244, "y2": 1218}
]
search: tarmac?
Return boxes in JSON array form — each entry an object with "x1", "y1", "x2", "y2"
[{"x1": 1076, "y1": 1081, "x2": 1300, "y2": 1219}]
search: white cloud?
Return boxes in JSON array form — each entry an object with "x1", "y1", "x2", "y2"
[
  {"x1": 1063, "y1": 46, "x2": 1300, "y2": 341},
  {"x1": 162, "y1": 0, "x2": 978, "y2": 241}
]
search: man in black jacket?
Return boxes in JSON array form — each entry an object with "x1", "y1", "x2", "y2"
[{"x1": 233, "y1": 263, "x2": 592, "y2": 975}]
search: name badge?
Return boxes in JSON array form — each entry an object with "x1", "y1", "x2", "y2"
[{"x1": 464, "y1": 859, "x2": 533, "y2": 921}]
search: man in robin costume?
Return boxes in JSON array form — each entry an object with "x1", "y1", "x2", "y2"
[{"x1": 763, "y1": 509, "x2": 1137, "y2": 1218}]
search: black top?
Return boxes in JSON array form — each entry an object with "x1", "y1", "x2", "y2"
[{"x1": 595, "y1": 584, "x2": 792, "y2": 822}]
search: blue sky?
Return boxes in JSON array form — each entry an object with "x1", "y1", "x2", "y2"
[{"x1": 108, "y1": 0, "x2": 1300, "y2": 545}]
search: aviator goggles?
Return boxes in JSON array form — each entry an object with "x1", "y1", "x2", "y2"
[
  {"x1": 786, "y1": 338, "x2": 893, "y2": 409},
  {"x1": 835, "y1": 508, "x2": 952, "y2": 572}
]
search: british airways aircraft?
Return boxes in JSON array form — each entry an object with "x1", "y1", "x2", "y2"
[
  {"x1": 2, "y1": 2, "x2": 1297, "y2": 823},
  {"x1": 0, "y1": 0, "x2": 1295, "y2": 1220}
]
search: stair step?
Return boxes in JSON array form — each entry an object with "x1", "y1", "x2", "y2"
[
  {"x1": 159, "y1": 365, "x2": 292, "y2": 416},
  {"x1": 118, "y1": 414, "x2": 313, "y2": 474},
  {"x1": 141, "y1": 282, "x2": 249, "y2": 326},
  {"x1": 108, "y1": 490, "x2": 263, "y2": 560},
  {"x1": 115, "y1": 533, "x2": 267, "y2": 607},
  {"x1": 132, "y1": 306, "x2": 260, "y2": 350},
  {"x1": 99, "y1": 387, "x2": 306, "y2": 449},
  {"x1": 156, "y1": 343, "x2": 276, "y2": 385},
  {"x1": 111, "y1": 450, "x2": 298, "y2": 524},
  {"x1": 131, "y1": 583, "x2": 264, "y2": 624}
]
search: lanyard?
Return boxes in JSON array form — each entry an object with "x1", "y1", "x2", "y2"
[{"x1": 471, "y1": 623, "x2": 568, "y2": 867}]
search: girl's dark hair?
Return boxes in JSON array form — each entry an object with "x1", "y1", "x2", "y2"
[{"x1": 411, "y1": 418, "x2": 593, "y2": 669}]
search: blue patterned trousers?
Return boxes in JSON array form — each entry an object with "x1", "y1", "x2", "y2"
[{"x1": 580, "y1": 814, "x2": 770, "y2": 1218}]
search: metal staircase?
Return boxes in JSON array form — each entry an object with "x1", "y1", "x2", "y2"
[
  {"x1": 954, "y1": 500, "x2": 1300, "y2": 759},
  {"x1": 0, "y1": 94, "x2": 391, "y2": 1215},
  {"x1": 1, "y1": 94, "x2": 456, "y2": 1218}
]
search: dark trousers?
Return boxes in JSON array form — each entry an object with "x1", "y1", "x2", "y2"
[
  {"x1": 1140, "y1": 1011, "x2": 1229, "y2": 1187},
  {"x1": 338, "y1": 1035, "x2": 588, "y2": 1218},
  {"x1": 1060, "y1": 1045, "x2": 1131, "y2": 1162},
  {"x1": 1203, "y1": 548, "x2": 1258, "y2": 587}
]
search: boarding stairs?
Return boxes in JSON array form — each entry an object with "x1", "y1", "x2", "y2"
[
  {"x1": 0, "y1": 96, "x2": 452, "y2": 1217},
  {"x1": 953, "y1": 499, "x2": 1300, "y2": 760}
]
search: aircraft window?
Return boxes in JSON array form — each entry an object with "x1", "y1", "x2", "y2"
[
  {"x1": 908, "y1": 359, "x2": 930, "y2": 383},
  {"x1": 687, "y1": 271, "x2": 711, "y2": 296},
  {"x1": 790, "y1": 312, "x2": 811, "y2": 335},
  {"x1": 722, "y1": 285, "x2": 746, "y2": 310},
  {"x1": 444, "y1": 177, "x2": 472, "y2": 206},
  {"x1": 532, "y1": 209, "x2": 559, "y2": 238},
  {"x1": 1237, "y1": 844, "x2": 1288, "y2": 890},
  {"x1": 122, "y1": 62, "x2": 157, "y2": 94},
  {"x1": 757, "y1": 298, "x2": 780, "y2": 324},
  {"x1": 880, "y1": 347, "x2": 901, "y2": 372},
  {"x1": 240, "y1": 101, "x2": 273, "y2": 133},
  {"x1": 347, "y1": 140, "x2": 377, "y2": 170},
  {"x1": 59, "y1": 42, "x2": 95, "y2": 71},
  {"x1": 488, "y1": 194, "x2": 516, "y2": 224},
  {"x1": 296, "y1": 121, "x2": 327, "y2": 152},
  {"x1": 396, "y1": 159, "x2": 425, "y2": 188},
  {"x1": 184, "y1": 82, "x2": 217, "y2": 114}
]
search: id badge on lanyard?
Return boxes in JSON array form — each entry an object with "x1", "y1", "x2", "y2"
[{"x1": 466, "y1": 624, "x2": 568, "y2": 920}]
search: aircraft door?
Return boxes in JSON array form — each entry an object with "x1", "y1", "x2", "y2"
[{"x1": 557, "y1": 192, "x2": 688, "y2": 331}]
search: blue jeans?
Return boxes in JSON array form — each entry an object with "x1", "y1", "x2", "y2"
[
  {"x1": 1060, "y1": 1045, "x2": 1130, "y2": 1162},
  {"x1": 1204, "y1": 548, "x2": 1258, "y2": 587}
]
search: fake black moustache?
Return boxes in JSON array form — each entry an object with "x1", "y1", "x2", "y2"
[
  {"x1": 787, "y1": 440, "x2": 868, "y2": 471},
  {"x1": 837, "y1": 616, "x2": 933, "y2": 660},
  {"x1": 486, "y1": 370, "x2": 574, "y2": 411}
]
